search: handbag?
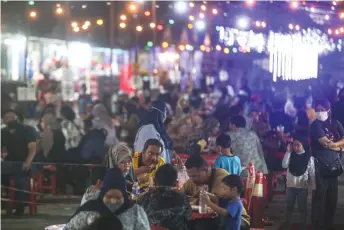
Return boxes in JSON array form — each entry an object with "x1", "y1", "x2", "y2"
[{"x1": 315, "y1": 152, "x2": 343, "y2": 178}]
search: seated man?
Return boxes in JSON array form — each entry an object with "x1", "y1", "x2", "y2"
[
  {"x1": 138, "y1": 164, "x2": 192, "y2": 230},
  {"x1": 132, "y1": 139, "x2": 165, "y2": 188},
  {"x1": 1, "y1": 109, "x2": 37, "y2": 216}
]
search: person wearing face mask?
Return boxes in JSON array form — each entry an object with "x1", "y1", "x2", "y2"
[
  {"x1": 310, "y1": 100, "x2": 344, "y2": 230},
  {"x1": 1, "y1": 109, "x2": 37, "y2": 215},
  {"x1": 132, "y1": 139, "x2": 165, "y2": 188},
  {"x1": 134, "y1": 100, "x2": 173, "y2": 163},
  {"x1": 281, "y1": 133, "x2": 315, "y2": 230},
  {"x1": 65, "y1": 167, "x2": 150, "y2": 230}
]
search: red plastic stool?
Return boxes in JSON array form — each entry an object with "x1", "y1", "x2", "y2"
[{"x1": 41, "y1": 165, "x2": 57, "y2": 195}]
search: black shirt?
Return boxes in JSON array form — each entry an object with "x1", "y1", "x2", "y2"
[
  {"x1": 310, "y1": 119, "x2": 344, "y2": 158},
  {"x1": 1, "y1": 124, "x2": 37, "y2": 161}
]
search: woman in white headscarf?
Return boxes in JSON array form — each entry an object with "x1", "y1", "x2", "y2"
[{"x1": 92, "y1": 103, "x2": 118, "y2": 148}]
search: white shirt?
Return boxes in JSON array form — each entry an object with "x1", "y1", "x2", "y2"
[
  {"x1": 282, "y1": 152, "x2": 316, "y2": 190},
  {"x1": 134, "y1": 124, "x2": 170, "y2": 163}
]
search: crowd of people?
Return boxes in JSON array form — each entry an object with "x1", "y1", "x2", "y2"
[{"x1": 1, "y1": 76, "x2": 344, "y2": 230}]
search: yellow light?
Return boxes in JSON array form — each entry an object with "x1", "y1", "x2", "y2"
[
  {"x1": 212, "y1": 9, "x2": 218, "y2": 15},
  {"x1": 150, "y1": 22, "x2": 156, "y2": 28},
  {"x1": 129, "y1": 3, "x2": 138, "y2": 12},
  {"x1": 119, "y1": 22, "x2": 126, "y2": 28},
  {"x1": 199, "y1": 13, "x2": 205, "y2": 18},
  {"x1": 162, "y1": 42, "x2": 169, "y2": 48},
  {"x1": 56, "y1": 7, "x2": 63, "y2": 15},
  {"x1": 97, "y1": 19, "x2": 104, "y2": 26},
  {"x1": 82, "y1": 24, "x2": 88, "y2": 30},
  {"x1": 188, "y1": 23, "x2": 193, "y2": 29},
  {"x1": 179, "y1": 45, "x2": 185, "y2": 51},
  {"x1": 29, "y1": 11, "x2": 37, "y2": 19},
  {"x1": 73, "y1": 27, "x2": 80, "y2": 32},
  {"x1": 290, "y1": 1, "x2": 299, "y2": 9},
  {"x1": 216, "y1": 45, "x2": 221, "y2": 51},
  {"x1": 120, "y1": 15, "x2": 127, "y2": 21},
  {"x1": 200, "y1": 45, "x2": 206, "y2": 51},
  {"x1": 189, "y1": 2, "x2": 194, "y2": 7},
  {"x1": 144, "y1": 11, "x2": 151, "y2": 16},
  {"x1": 201, "y1": 5, "x2": 206, "y2": 11},
  {"x1": 136, "y1": 25, "x2": 143, "y2": 32},
  {"x1": 340, "y1": 27, "x2": 344, "y2": 33},
  {"x1": 340, "y1": 12, "x2": 344, "y2": 19},
  {"x1": 71, "y1": 21, "x2": 78, "y2": 27},
  {"x1": 189, "y1": 15, "x2": 195, "y2": 21},
  {"x1": 84, "y1": 21, "x2": 91, "y2": 26},
  {"x1": 246, "y1": 47, "x2": 251, "y2": 52},
  {"x1": 224, "y1": 48, "x2": 230, "y2": 54}
]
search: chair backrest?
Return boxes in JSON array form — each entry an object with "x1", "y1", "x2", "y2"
[{"x1": 150, "y1": 225, "x2": 169, "y2": 230}]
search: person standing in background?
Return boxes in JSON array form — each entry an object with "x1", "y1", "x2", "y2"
[{"x1": 78, "y1": 84, "x2": 92, "y2": 118}]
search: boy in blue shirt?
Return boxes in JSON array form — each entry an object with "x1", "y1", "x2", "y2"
[
  {"x1": 201, "y1": 175, "x2": 244, "y2": 230},
  {"x1": 214, "y1": 134, "x2": 242, "y2": 175}
]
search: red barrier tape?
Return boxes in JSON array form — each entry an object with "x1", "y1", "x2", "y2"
[
  {"x1": 2, "y1": 161, "x2": 104, "y2": 167},
  {"x1": 1, "y1": 198, "x2": 80, "y2": 206},
  {"x1": 1, "y1": 185, "x2": 82, "y2": 199}
]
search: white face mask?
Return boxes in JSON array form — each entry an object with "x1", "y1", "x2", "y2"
[{"x1": 315, "y1": 111, "x2": 329, "y2": 122}]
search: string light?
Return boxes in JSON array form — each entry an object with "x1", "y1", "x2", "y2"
[
  {"x1": 73, "y1": 27, "x2": 80, "y2": 32},
  {"x1": 340, "y1": 12, "x2": 344, "y2": 19},
  {"x1": 169, "y1": 19, "x2": 175, "y2": 25},
  {"x1": 162, "y1": 42, "x2": 169, "y2": 48},
  {"x1": 71, "y1": 22, "x2": 78, "y2": 27},
  {"x1": 147, "y1": 41, "x2": 153, "y2": 47},
  {"x1": 82, "y1": 24, "x2": 89, "y2": 30},
  {"x1": 328, "y1": 29, "x2": 332, "y2": 34},
  {"x1": 290, "y1": 1, "x2": 299, "y2": 9},
  {"x1": 120, "y1": 15, "x2": 127, "y2": 21},
  {"x1": 175, "y1": 1, "x2": 187, "y2": 14},
  {"x1": 224, "y1": 47, "x2": 230, "y2": 54},
  {"x1": 199, "y1": 12, "x2": 205, "y2": 19},
  {"x1": 149, "y1": 22, "x2": 156, "y2": 28},
  {"x1": 144, "y1": 11, "x2": 151, "y2": 16},
  {"x1": 196, "y1": 20, "x2": 206, "y2": 31},
  {"x1": 136, "y1": 25, "x2": 143, "y2": 32},
  {"x1": 97, "y1": 19, "x2": 104, "y2": 26},
  {"x1": 256, "y1": 21, "x2": 261, "y2": 27},
  {"x1": 245, "y1": 0, "x2": 255, "y2": 7},
  {"x1": 28, "y1": 1, "x2": 35, "y2": 5},
  {"x1": 157, "y1": 25, "x2": 163, "y2": 30},
  {"x1": 261, "y1": 22, "x2": 266, "y2": 28},
  {"x1": 216, "y1": 45, "x2": 221, "y2": 51},
  {"x1": 179, "y1": 45, "x2": 185, "y2": 51},
  {"x1": 188, "y1": 23, "x2": 193, "y2": 29},
  {"x1": 289, "y1": 24, "x2": 294, "y2": 30},
  {"x1": 56, "y1": 7, "x2": 63, "y2": 15},
  {"x1": 119, "y1": 22, "x2": 126, "y2": 28},
  {"x1": 189, "y1": 15, "x2": 195, "y2": 21},
  {"x1": 189, "y1": 2, "x2": 194, "y2": 8},
  {"x1": 129, "y1": 3, "x2": 138, "y2": 13},
  {"x1": 325, "y1": 14, "x2": 330, "y2": 20},
  {"x1": 201, "y1": 5, "x2": 206, "y2": 11},
  {"x1": 200, "y1": 45, "x2": 206, "y2": 51},
  {"x1": 84, "y1": 21, "x2": 91, "y2": 26},
  {"x1": 29, "y1": 11, "x2": 37, "y2": 19},
  {"x1": 81, "y1": 4, "x2": 87, "y2": 9},
  {"x1": 212, "y1": 9, "x2": 218, "y2": 15}
]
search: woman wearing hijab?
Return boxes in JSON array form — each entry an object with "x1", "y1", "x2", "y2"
[
  {"x1": 39, "y1": 113, "x2": 67, "y2": 194},
  {"x1": 134, "y1": 100, "x2": 172, "y2": 163},
  {"x1": 64, "y1": 167, "x2": 150, "y2": 230},
  {"x1": 39, "y1": 113, "x2": 66, "y2": 162},
  {"x1": 310, "y1": 99, "x2": 344, "y2": 230},
  {"x1": 281, "y1": 132, "x2": 315, "y2": 230},
  {"x1": 104, "y1": 143, "x2": 134, "y2": 190},
  {"x1": 92, "y1": 103, "x2": 118, "y2": 148}
]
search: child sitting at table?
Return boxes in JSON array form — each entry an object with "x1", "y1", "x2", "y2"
[
  {"x1": 80, "y1": 167, "x2": 106, "y2": 206},
  {"x1": 201, "y1": 175, "x2": 247, "y2": 230},
  {"x1": 214, "y1": 134, "x2": 242, "y2": 175}
]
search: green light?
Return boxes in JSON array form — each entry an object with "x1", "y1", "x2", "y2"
[
  {"x1": 28, "y1": 1, "x2": 35, "y2": 5},
  {"x1": 147, "y1": 41, "x2": 153, "y2": 47},
  {"x1": 169, "y1": 19, "x2": 174, "y2": 25},
  {"x1": 145, "y1": 45, "x2": 150, "y2": 51}
]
